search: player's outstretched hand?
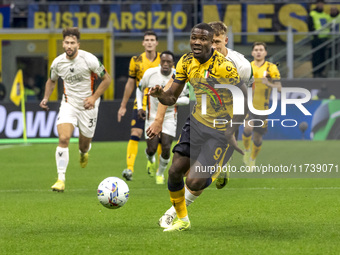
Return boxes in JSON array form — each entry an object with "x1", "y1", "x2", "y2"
[
  {"x1": 117, "y1": 106, "x2": 126, "y2": 122},
  {"x1": 39, "y1": 98, "x2": 49, "y2": 111},
  {"x1": 146, "y1": 120, "x2": 162, "y2": 139},
  {"x1": 84, "y1": 96, "x2": 95, "y2": 110},
  {"x1": 225, "y1": 131, "x2": 244, "y2": 155},
  {"x1": 137, "y1": 109, "x2": 146, "y2": 120},
  {"x1": 148, "y1": 85, "x2": 164, "y2": 98}
]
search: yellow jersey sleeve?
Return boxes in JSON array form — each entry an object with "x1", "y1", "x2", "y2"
[
  {"x1": 213, "y1": 60, "x2": 240, "y2": 85},
  {"x1": 268, "y1": 63, "x2": 281, "y2": 80},
  {"x1": 128, "y1": 56, "x2": 137, "y2": 80},
  {"x1": 174, "y1": 54, "x2": 190, "y2": 84}
]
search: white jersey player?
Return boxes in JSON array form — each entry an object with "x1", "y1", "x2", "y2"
[
  {"x1": 136, "y1": 51, "x2": 189, "y2": 184},
  {"x1": 39, "y1": 27, "x2": 111, "y2": 192},
  {"x1": 226, "y1": 48, "x2": 254, "y2": 87}
]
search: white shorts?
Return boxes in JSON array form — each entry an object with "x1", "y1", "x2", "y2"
[
  {"x1": 56, "y1": 100, "x2": 100, "y2": 138},
  {"x1": 145, "y1": 117, "x2": 177, "y2": 139}
]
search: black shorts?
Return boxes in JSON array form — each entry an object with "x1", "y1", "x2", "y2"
[
  {"x1": 131, "y1": 109, "x2": 145, "y2": 130},
  {"x1": 173, "y1": 115, "x2": 234, "y2": 170},
  {"x1": 246, "y1": 112, "x2": 268, "y2": 135}
]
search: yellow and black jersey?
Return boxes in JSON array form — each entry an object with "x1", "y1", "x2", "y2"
[
  {"x1": 174, "y1": 50, "x2": 240, "y2": 130},
  {"x1": 129, "y1": 52, "x2": 161, "y2": 109},
  {"x1": 251, "y1": 61, "x2": 280, "y2": 110}
]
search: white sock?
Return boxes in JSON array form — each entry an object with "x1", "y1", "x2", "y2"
[
  {"x1": 180, "y1": 216, "x2": 189, "y2": 222},
  {"x1": 145, "y1": 149, "x2": 155, "y2": 163},
  {"x1": 157, "y1": 155, "x2": 170, "y2": 176},
  {"x1": 185, "y1": 185, "x2": 199, "y2": 207},
  {"x1": 79, "y1": 143, "x2": 91, "y2": 155},
  {"x1": 56, "y1": 146, "x2": 69, "y2": 182}
]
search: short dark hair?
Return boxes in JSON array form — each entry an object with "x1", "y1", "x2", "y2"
[
  {"x1": 144, "y1": 30, "x2": 158, "y2": 41},
  {"x1": 160, "y1": 50, "x2": 175, "y2": 60},
  {"x1": 209, "y1": 21, "x2": 228, "y2": 37},
  {"x1": 191, "y1": 23, "x2": 214, "y2": 38},
  {"x1": 252, "y1": 42, "x2": 267, "y2": 50},
  {"x1": 62, "y1": 27, "x2": 80, "y2": 40}
]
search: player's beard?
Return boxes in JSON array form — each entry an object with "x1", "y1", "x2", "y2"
[{"x1": 65, "y1": 48, "x2": 77, "y2": 58}]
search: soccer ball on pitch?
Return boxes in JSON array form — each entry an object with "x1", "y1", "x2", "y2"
[{"x1": 97, "y1": 177, "x2": 129, "y2": 209}]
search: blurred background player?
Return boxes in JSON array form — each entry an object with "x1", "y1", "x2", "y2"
[
  {"x1": 242, "y1": 42, "x2": 281, "y2": 168},
  {"x1": 136, "y1": 51, "x2": 189, "y2": 184},
  {"x1": 117, "y1": 31, "x2": 160, "y2": 181},
  {"x1": 39, "y1": 27, "x2": 111, "y2": 192},
  {"x1": 158, "y1": 21, "x2": 253, "y2": 228},
  {"x1": 149, "y1": 23, "x2": 245, "y2": 232}
]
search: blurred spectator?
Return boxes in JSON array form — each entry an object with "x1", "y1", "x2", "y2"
[
  {"x1": 330, "y1": 6, "x2": 339, "y2": 19},
  {"x1": 24, "y1": 77, "x2": 40, "y2": 101},
  {"x1": 308, "y1": 0, "x2": 331, "y2": 78},
  {"x1": 330, "y1": 6, "x2": 340, "y2": 70}
]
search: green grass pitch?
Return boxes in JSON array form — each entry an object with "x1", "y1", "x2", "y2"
[{"x1": 0, "y1": 141, "x2": 339, "y2": 255}]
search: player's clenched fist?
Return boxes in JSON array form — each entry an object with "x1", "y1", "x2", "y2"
[{"x1": 39, "y1": 98, "x2": 49, "y2": 111}]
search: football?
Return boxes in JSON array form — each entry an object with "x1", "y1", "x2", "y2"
[{"x1": 97, "y1": 177, "x2": 130, "y2": 209}]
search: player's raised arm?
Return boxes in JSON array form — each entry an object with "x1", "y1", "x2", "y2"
[{"x1": 118, "y1": 77, "x2": 135, "y2": 122}]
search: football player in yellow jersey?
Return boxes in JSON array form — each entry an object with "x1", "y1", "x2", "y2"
[
  {"x1": 117, "y1": 31, "x2": 161, "y2": 181},
  {"x1": 155, "y1": 21, "x2": 254, "y2": 229},
  {"x1": 242, "y1": 42, "x2": 281, "y2": 168},
  {"x1": 149, "y1": 23, "x2": 246, "y2": 232}
]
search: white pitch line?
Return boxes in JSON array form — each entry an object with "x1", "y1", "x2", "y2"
[{"x1": 0, "y1": 144, "x2": 32, "y2": 150}]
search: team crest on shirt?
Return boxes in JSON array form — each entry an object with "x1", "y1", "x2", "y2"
[{"x1": 66, "y1": 74, "x2": 83, "y2": 84}]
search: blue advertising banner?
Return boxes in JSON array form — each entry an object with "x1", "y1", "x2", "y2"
[
  {"x1": 0, "y1": 5, "x2": 11, "y2": 28},
  {"x1": 27, "y1": 3, "x2": 194, "y2": 32},
  {"x1": 238, "y1": 100, "x2": 340, "y2": 140}
]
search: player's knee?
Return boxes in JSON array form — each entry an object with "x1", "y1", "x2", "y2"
[
  {"x1": 168, "y1": 166, "x2": 182, "y2": 182},
  {"x1": 161, "y1": 145, "x2": 171, "y2": 159},
  {"x1": 243, "y1": 126, "x2": 252, "y2": 136},
  {"x1": 146, "y1": 144, "x2": 157, "y2": 156},
  {"x1": 59, "y1": 134, "x2": 71, "y2": 146},
  {"x1": 253, "y1": 132, "x2": 263, "y2": 144},
  {"x1": 186, "y1": 178, "x2": 205, "y2": 192}
]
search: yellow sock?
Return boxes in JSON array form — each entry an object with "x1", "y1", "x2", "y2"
[
  {"x1": 251, "y1": 142, "x2": 262, "y2": 160},
  {"x1": 242, "y1": 133, "x2": 252, "y2": 151},
  {"x1": 169, "y1": 187, "x2": 187, "y2": 219},
  {"x1": 157, "y1": 143, "x2": 162, "y2": 164},
  {"x1": 127, "y1": 137, "x2": 139, "y2": 172}
]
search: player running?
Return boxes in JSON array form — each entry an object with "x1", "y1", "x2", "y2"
[
  {"x1": 136, "y1": 51, "x2": 189, "y2": 184},
  {"x1": 242, "y1": 42, "x2": 281, "y2": 168},
  {"x1": 117, "y1": 31, "x2": 160, "y2": 181},
  {"x1": 149, "y1": 23, "x2": 246, "y2": 232},
  {"x1": 39, "y1": 27, "x2": 111, "y2": 192},
  {"x1": 156, "y1": 21, "x2": 253, "y2": 228}
]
